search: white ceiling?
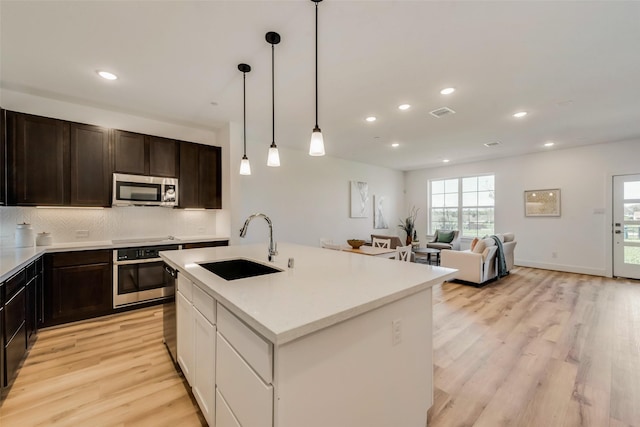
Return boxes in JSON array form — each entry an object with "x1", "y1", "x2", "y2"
[{"x1": 2, "y1": 1, "x2": 640, "y2": 171}]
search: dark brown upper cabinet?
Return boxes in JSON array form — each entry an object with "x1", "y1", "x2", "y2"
[
  {"x1": 148, "y1": 136, "x2": 179, "y2": 178},
  {"x1": 6, "y1": 111, "x2": 111, "y2": 207},
  {"x1": 114, "y1": 131, "x2": 178, "y2": 178},
  {"x1": 179, "y1": 142, "x2": 221, "y2": 209},
  {"x1": 70, "y1": 123, "x2": 111, "y2": 207},
  {"x1": 113, "y1": 130, "x2": 146, "y2": 175},
  {"x1": 1, "y1": 109, "x2": 6, "y2": 206},
  {"x1": 7, "y1": 111, "x2": 69, "y2": 206}
]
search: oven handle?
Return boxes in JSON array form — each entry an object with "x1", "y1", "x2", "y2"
[
  {"x1": 164, "y1": 264, "x2": 178, "y2": 278},
  {"x1": 114, "y1": 257, "x2": 164, "y2": 266}
]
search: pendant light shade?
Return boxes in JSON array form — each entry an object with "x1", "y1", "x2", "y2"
[
  {"x1": 238, "y1": 63, "x2": 252, "y2": 175},
  {"x1": 309, "y1": 0, "x2": 325, "y2": 156},
  {"x1": 266, "y1": 31, "x2": 281, "y2": 167}
]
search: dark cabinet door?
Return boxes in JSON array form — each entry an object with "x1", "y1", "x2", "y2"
[
  {"x1": 70, "y1": 123, "x2": 111, "y2": 206},
  {"x1": 45, "y1": 257, "x2": 112, "y2": 327},
  {"x1": 8, "y1": 111, "x2": 69, "y2": 205},
  {"x1": 0, "y1": 304, "x2": 4, "y2": 387},
  {"x1": 199, "y1": 145, "x2": 222, "y2": 209},
  {"x1": 1, "y1": 109, "x2": 6, "y2": 206},
  {"x1": 148, "y1": 136, "x2": 178, "y2": 178},
  {"x1": 179, "y1": 141, "x2": 199, "y2": 208},
  {"x1": 114, "y1": 130, "x2": 146, "y2": 175}
]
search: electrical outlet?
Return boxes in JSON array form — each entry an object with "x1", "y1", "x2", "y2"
[
  {"x1": 552, "y1": 252, "x2": 558, "y2": 259},
  {"x1": 75, "y1": 230, "x2": 89, "y2": 238},
  {"x1": 392, "y1": 319, "x2": 402, "y2": 346},
  {"x1": 197, "y1": 227, "x2": 205, "y2": 234}
]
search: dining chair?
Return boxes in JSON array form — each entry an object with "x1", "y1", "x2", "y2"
[
  {"x1": 395, "y1": 245, "x2": 412, "y2": 262},
  {"x1": 372, "y1": 237, "x2": 391, "y2": 248}
]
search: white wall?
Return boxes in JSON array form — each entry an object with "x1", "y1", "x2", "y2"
[
  {"x1": 233, "y1": 141, "x2": 405, "y2": 248},
  {"x1": 404, "y1": 139, "x2": 640, "y2": 277}
]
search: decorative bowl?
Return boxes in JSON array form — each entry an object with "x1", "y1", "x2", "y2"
[{"x1": 347, "y1": 239, "x2": 365, "y2": 249}]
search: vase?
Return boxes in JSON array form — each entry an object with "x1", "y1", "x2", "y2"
[{"x1": 406, "y1": 235, "x2": 412, "y2": 246}]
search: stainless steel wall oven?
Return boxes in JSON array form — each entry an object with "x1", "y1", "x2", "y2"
[{"x1": 113, "y1": 245, "x2": 180, "y2": 308}]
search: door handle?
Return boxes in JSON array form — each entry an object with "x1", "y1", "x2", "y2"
[
  {"x1": 615, "y1": 230, "x2": 622, "y2": 234},
  {"x1": 615, "y1": 223, "x2": 621, "y2": 227}
]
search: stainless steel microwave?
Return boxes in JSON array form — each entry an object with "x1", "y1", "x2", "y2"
[{"x1": 112, "y1": 173, "x2": 178, "y2": 207}]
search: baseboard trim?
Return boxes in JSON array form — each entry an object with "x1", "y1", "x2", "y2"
[{"x1": 515, "y1": 259, "x2": 607, "y2": 277}]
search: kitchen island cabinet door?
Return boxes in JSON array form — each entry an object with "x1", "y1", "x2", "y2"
[
  {"x1": 113, "y1": 130, "x2": 146, "y2": 175},
  {"x1": 176, "y1": 288, "x2": 194, "y2": 385},
  {"x1": 193, "y1": 307, "x2": 215, "y2": 427},
  {"x1": 70, "y1": 123, "x2": 111, "y2": 207},
  {"x1": 148, "y1": 136, "x2": 178, "y2": 178},
  {"x1": 7, "y1": 111, "x2": 69, "y2": 206}
]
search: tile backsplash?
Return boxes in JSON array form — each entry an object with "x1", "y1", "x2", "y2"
[{"x1": 0, "y1": 206, "x2": 219, "y2": 247}]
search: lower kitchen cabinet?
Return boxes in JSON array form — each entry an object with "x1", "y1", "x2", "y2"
[
  {"x1": 193, "y1": 307, "x2": 216, "y2": 425},
  {"x1": 176, "y1": 284, "x2": 194, "y2": 383},
  {"x1": 176, "y1": 275, "x2": 215, "y2": 427},
  {"x1": 43, "y1": 250, "x2": 112, "y2": 327},
  {"x1": 2, "y1": 257, "x2": 40, "y2": 389}
]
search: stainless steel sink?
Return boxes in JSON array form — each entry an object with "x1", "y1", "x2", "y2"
[{"x1": 198, "y1": 259, "x2": 282, "y2": 281}]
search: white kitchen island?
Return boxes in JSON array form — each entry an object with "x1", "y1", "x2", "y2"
[{"x1": 161, "y1": 243, "x2": 456, "y2": 427}]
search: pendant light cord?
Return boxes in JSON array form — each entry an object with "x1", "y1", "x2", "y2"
[
  {"x1": 315, "y1": 1, "x2": 319, "y2": 128},
  {"x1": 272, "y1": 43, "x2": 275, "y2": 145},
  {"x1": 243, "y1": 71, "x2": 247, "y2": 156}
]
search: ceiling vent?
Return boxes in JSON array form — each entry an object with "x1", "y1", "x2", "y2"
[
  {"x1": 429, "y1": 107, "x2": 456, "y2": 118},
  {"x1": 484, "y1": 141, "x2": 501, "y2": 147}
]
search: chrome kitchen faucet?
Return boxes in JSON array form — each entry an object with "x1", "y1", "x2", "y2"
[{"x1": 239, "y1": 213, "x2": 278, "y2": 262}]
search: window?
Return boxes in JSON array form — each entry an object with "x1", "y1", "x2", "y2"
[{"x1": 429, "y1": 175, "x2": 494, "y2": 238}]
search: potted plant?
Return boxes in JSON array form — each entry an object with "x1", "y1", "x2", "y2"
[{"x1": 398, "y1": 206, "x2": 419, "y2": 246}]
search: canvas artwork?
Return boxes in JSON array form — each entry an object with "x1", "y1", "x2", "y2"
[
  {"x1": 350, "y1": 181, "x2": 369, "y2": 218},
  {"x1": 524, "y1": 189, "x2": 561, "y2": 216},
  {"x1": 374, "y1": 195, "x2": 389, "y2": 229}
]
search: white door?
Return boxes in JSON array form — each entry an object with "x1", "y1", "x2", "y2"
[{"x1": 613, "y1": 174, "x2": 640, "y2": 279}]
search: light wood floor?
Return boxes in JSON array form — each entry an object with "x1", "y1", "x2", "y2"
[{"x1": 1, "y1": 267, "x2": 638, "y2": 426}]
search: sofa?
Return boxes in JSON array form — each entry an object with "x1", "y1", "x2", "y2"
[
  {"x1": 440, "y1": 233, "x2": 517, "y2": 285},
  {"x1": 426, "y1": 230, "x2": 461, "y2": 251}
]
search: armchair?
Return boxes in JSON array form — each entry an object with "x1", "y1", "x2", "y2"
[{"x1": 427, "y1": 230, "x2": 460, "y2": 251}]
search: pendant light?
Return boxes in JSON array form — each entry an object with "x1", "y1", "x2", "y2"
[
  {"x1": 309, "y1": 0, "x2": 325, "y2": 156},
  {"x1": 266, "y1": 31, "x2": 281, "y2": 167},
  {"x1": 238, "y1": 63, "x2": 252, "y2": 175}
]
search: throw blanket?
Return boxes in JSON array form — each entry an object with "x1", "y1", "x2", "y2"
[{"x1": 490, "y1": 235, "x2": 509, "y2": 278}]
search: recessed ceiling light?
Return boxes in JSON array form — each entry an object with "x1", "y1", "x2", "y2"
[
  {"x1": 440, "y1": 87, "x2": 455, "y2": 95},
  {"x1": 97, "y1": 70, "x2": 118, "y2": 80},
  {"x1": 365, "y1": 116, "x2": 377, "y2": 122},
  {"x1": 513, "y1": 111, "x2": 528, "y2": 118},
  {"x1": 443, "y1": 159, "x2": 450, "y2": 163},
  {"x1": 398, "y1": 104, "x2": 411, "y2": 111},
  {"x1": 391, "y1": 143, "x2": 400, "y2": 148},
  {"x1": 544, "y1": 141, "x2": 555, "y2": 147}
]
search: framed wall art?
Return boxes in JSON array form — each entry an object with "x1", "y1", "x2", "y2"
[
  {"x1": 350, "y1": 181, "x2": 369, "y2": 218},
  {"x1": 524, "y1": 189, "x2": 561, "y2": 217}
]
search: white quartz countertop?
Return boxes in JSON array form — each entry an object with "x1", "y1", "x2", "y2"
[
  {"x1": 0, "y1": 235, "x2": 229, "y2": 282},
  {"x1": 161, "y1": 243, "x2": 457, "y2": 345}
]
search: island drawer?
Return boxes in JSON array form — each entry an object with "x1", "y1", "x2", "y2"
[
  {"x1": 177, "y1": 275, "x2": 193, "y2": 301},
  {"x1": 193, "y1": 284, "x2": 215, "y2": 325},
  {"x1": 215, "y1": 388, "x2": 242, "y2": 427},
  {"x1": 216, "y1": 332, "x2": 273, "y2": 427},
  {"x1": 217, "y1": 304, "x2": 273, "y2": 384}
]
